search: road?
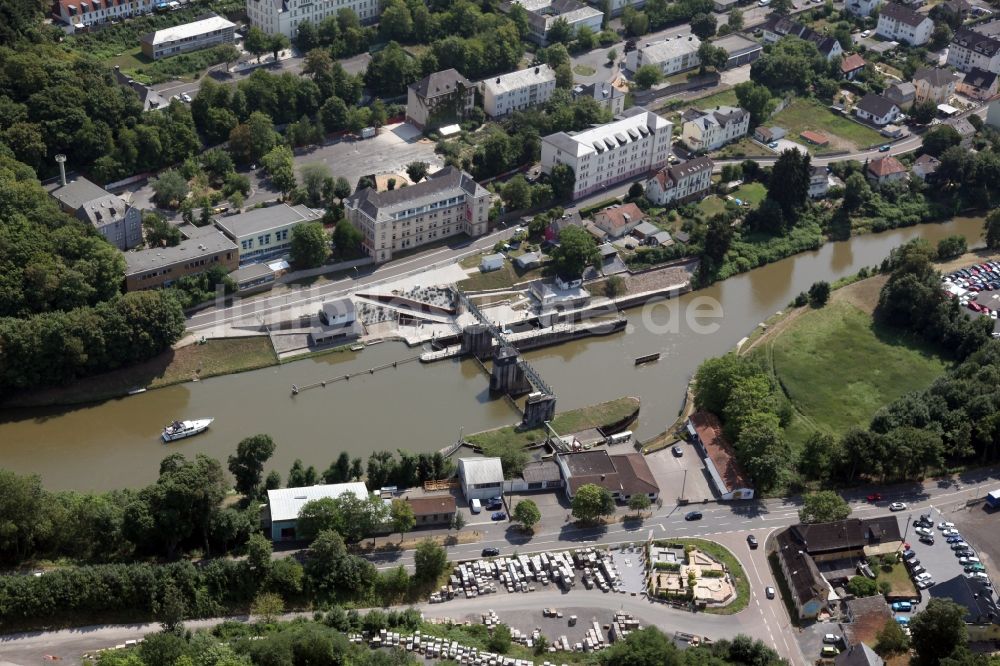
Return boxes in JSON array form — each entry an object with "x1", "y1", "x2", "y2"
[{"x1": 5, "y1": 470, "x2": 996, "y2": 666}]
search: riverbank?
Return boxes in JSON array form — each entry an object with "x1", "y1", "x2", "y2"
[{"x1": 1, "y1": 337, "x2": 280, "y2": 408}]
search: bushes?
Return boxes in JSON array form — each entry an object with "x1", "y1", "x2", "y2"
[{"x1": 654, "y1": 561, "x2": 681, "y2": 571}]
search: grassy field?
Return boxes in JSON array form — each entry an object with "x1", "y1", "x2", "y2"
[
  {"x1": 3, "y1": 337, "x2": 278, "y2": 408},
  {"x1": 755, "y1": 299, "x2": 950, "y2": 446},
  {"x1": 687, "y1": 87, "x2": 739, "y2": 109},
  {"x1": 457, "y1": 262, "x2": 546, "y2": 292},
  {"x1": 713, "y1": 137, "x2": 770, "y2": 159},
  {"x1": 466, "y1": 397, "x2": 640, "y2": 450},
  {"x1": 876, "y1": 561, "x2": 917, "y2": 596},
  {"x1": 770, "y1": 98, "x2": 884, "y2": 151},
  {"x1": 697, "y1": 182, "x2": 767, "y2": 218},
  {"x1": 573, "y1": 64, "x2": 597, "y2": 76}
]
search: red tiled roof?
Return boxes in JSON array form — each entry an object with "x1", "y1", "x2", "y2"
[
  {"x1": 593, "y1": 203, "x2": 644, "y2": 229},
  {"x1": 841, "y1": 53, "x2": 866, "y2": 73},
  {"x1": 689, "y1": 411, "x2": 751, "y2": 492},
  {"x1": 800, "y1": 130, "x2": 829, "y2": 145},
  {"x1": 867, "y1": 156, "x2": 906, "y2": 177},
  {"x1": 406, "y1": 495, "x2": 456, "y2": 516}
]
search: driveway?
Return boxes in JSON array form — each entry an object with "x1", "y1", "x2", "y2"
[{"x1": 645, "y1": 443, "x2": 716, "y2": 502}]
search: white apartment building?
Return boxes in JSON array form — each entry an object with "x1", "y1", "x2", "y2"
[
  {"x1": 245, "y1": 0, "x2": 379, "y2": 38},
  {"x1": 141, "y1": 14, "x2": 235, "y2": 60},
  {"x1": 53, "y1": 0, "x2": 156, "y2": 32},
  {"x1": 681, "y1": 106, "x2": 750, "y2": 153},
  {"x1": 876, "y1": 3, "x2": 933, "y2": 46},
  {"x1": 503, "y1": 0, "x2": 603, "y2": 45},
  {"x1": 344, "y1": 167, "x2": 491, "y2": 263},
  {"x1": 540, "y1": 107, "x2": 673, "y2": 200},
  {"x1": 947, "y1": 28, "x2": 1000, "y2": 74},
  {"x1": 644, "y1": 156, "x2": 714, "y2": 205},
  {"x1": 625, "y1": 35, "x2": 701, "y2": 75},
  {"x1": 480, "y1": 65, "x2": 557, "y2": 118}
]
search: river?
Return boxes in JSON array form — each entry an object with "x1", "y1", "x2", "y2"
[{"x1": 0, "y1": 217, "x2": 986, "y2": 491}]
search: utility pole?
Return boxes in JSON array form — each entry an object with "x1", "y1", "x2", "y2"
[{"x1": 681, "y1": 468, "x2": 688, "y2": 502}]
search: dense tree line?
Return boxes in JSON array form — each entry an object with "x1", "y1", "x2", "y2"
[{"x1": 600, "y1": 626, "x2": 787, "y2": 666}]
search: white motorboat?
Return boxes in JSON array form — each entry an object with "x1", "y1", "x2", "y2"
[{"x1": 161, "y1": 418, "x2": 214, "y2": 442}]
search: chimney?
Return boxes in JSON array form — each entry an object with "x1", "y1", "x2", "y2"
[{"x1": 55, "y1": 154, "x2": 67, "y2": 186}]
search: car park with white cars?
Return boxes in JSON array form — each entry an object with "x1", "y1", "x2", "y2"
[{"x1": 943, "y1": 262, "x2": 1000, "y2": 323}]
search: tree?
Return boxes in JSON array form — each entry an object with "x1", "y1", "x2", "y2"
[
  {"x1": 547, "y1": 17, "x2": 575, "y2": 44},
  {"x1": 251, "y1": 592, "x2": 285, "y2": 624},
  {"x1": 333, "y1": 176, "x2": 353, "y2": 201},
  {"x1": 628, "y1": 493, "x2": 651, "y2": 516},
  {"x1": 937, "y1": 235, "x2": 967, "y2": 260},
  {"x1": 228, "y1": 434, "x2": 277, "y2": 499},
  {"x1": 697, "y1": 43, "x2": 728, "y2": 73},
  {"x1": 702, "y1": 214, "x2": 734, "y2": 270},
  {"x1": 298, "y1": 497, "x2": 339, "y2": 541},
  {"x1": 986, "y1": 209, "x2": 1000, "y2": 249},
  {"x1": 487, "y1": 624, "x2": 512, "y2": 653},
  {"x1": 323, "y1": 452, "x2": 352, "y2": 483},
  {"x1": 246, "y1": 532, "x2": 273, "y2": 575},
  {"x1": 501, "y1": 175, "x2": 532, "y2": 210},
  {"x1": 320, "y1": 96, "x2": 349, "y2": 134},
  {"x1": 289, "y1": 222, "x2": 330, "y2": 269},
  {"x1": 551, "y1": 226, "x2": 598, "y2": 280},
  {"x1": 512, "y1": 499, "x2": 541, "y2": 531},
  {"x1": 156, "y1": 583, "x2": 187, "y2": 633},
  {"x1": 269, "y1": 33, "x2": 290, "y2": 61},
  {"x1": 406, "y1": 161, "x2": 429, "y2": 183},
  {"x1": 300, "y1": 162, "x2": 332, "y2": 207},
  {"x1": 769, "y1": 149, "x2": 811, "y2": 221},
  {"x1": 266, "y1": 471, "x2": 282, "y2": 490},
  {"x1": 910, "y1": 599, "x2": 969, "y2": 665},
  {"x1": 143, "y1": 212, "x2": 181, "y2": 247},
  {"x1": 380, "y1": 0, "x2": 413, "y2": 41},
  {"x1": 727, "y1": 8, "x2": 744, "y2": 30},
  {"x1": 450, "y1": 512, "x2": 466, "y2": 531},
  {"x1": 798, "y1": 491, "x2": 851, "y2": 524},
  {"x1": 151, "y1": 169, "x2": 189, "y2": 208},
  {"x1": 846, "y1": 575, "x2": 878, "y2": 597},
  {"x1": 690, "y1": 12, "x2": 717, "y2": 39},
  {"x1": 808, "y1": 281, "x2": 830, "y2": 307},
  {"x1": 555, "y1": 62, "x2": 574, "y2": 89},
  {"x1": 350, "y1": 458, "x2": 364, "y2": 481},
  {"x1": 923, "y1": 125, "x2": 962, "y2": 157},
  {"x1": 843, "y1": 172, "x2": 872, "y2": 211},
  {"x1": 911, "y1": 99, "x2": 938, "y2": 125},
  {"x1": 333, "y1": 220, "x2": 363, "y2": 258},
  {"x1": 734, "y1": 81, "x2": 774, "y2": 129},
  {"x1": 599, "y1": 627, "x2": 680, "y2": 666},
  {"x1": 633, "y1": 64, "x2": 663, "y2": 89},
  {"x1": 413, "y1": 538, "x2": 448, "y2": 581},
  {"x1": 245, "y1": 27, "x2": 269, "y2": 62},
  {"x1": 572, "y1": 483, "x2": 615, "y2": 523},
  {"x1": 875, "y1": 616, "x2": 910, "y2": 657},
  {"x1": 607, "y1": 48, "x2": 618, "y2": 65},
  {"x1": 769, "y1": 0, "x2": 793, "y2": 14},
  {"x1": 390, "y1": 499, "x2": 416, "y2": 542}
]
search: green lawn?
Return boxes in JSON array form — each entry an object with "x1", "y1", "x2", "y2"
[
  {"x1": 770, "y1": 98, "x2": 884, "y2": 151},
  {"x1": 757, "y1": 300, "x2": 950, "y2": 445},
  {"x1": 573, "y1": 64, "x2": 597, "y2": 76},
  {"x1": 687, "y1": 87, "x2": 739, "y2": 109},
  {"x1": 457, "y1": 262, "x2": 546, "y2": 291},
  {"x1": 466, "y1": 397, "x2": 639, "y2": 450},
  {"x1": 713, "y1": 137, "x2": 770, "y2": 159},
  {"x1": 697, "y1": 183, "x2": 767, "y2": 218},
  {"x1": 876, "y1": 561, "x2": 917, "y2": 597}
]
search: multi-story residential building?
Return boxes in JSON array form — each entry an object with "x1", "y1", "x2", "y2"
[
  {"x1": 947, "y1": 28, "x2": 1000, "y2": 74},
  {"x1": 845, "y1": 0, "x2": 881, "y2": 17},
  {"x1": 572, "y1": 82, "x2": 626, "y2": 115},
  {"x1": 808, "y1": 166, "x2": 831, "y2": 199},
  {"x1": 501, "y1": 0, "x2": 602, "y2": 45},
  {"x1": 624, "y1": 34, "x2": 701, "y2": 75},
  {"x1": 681, "y1": 106, "x2": 750, "y2": 153},
  {"x1": 644, "y1": 156, "x2": 714, "y2": 205},
  {"x1": 759, "y1": 15, "x2": 843, "y2": 60},
  {"x1": 214, "y1": 203, "x2": 323, "y2": 264},
  {"x1": 480, "y1": 65, "x2": 556, "y2": 118},
  {"x1": 539, "y1": 107, "x2": 673, "y2": 200},
  {"x1": 344, "y1": 166, "x2": 490, "y2": 263},
  {"x1": 246, "y1": 0, "x2": 379, "y2": 38},
  {"x1": 958, "y1": 67, "x2": 999, "y2": 99},
  {"x1": 854, "y1": 93, "x2": 901, "y2": 126},
  {"x1": 406, "y1": 69, "x2": 475, "y2": 130},
  {"x1": 141, "y1": 13, "x2": 235, "y2": 60},
  {"x1": 53, "y1": 0, "x2": 156, "y2": 32},
  {"x1": 875, "y1": 3, "x2": 932, "y2": 45},
  {"x1": 47, "y1": 172, "x2": 142, "y2": 250},
  {"x1": 913, "y1": 66, "x2": 959, "y2": 104},
  {"x1": 124, "y1": 230, "x2": 239, "y2": 291}
]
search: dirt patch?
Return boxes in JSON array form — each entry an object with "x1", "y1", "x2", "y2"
[{"x1": 832, "y1": 274, "x2": 888, "y2": 315}]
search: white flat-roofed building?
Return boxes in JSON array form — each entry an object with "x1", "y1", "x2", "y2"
[
  {"x1": 214, "y1": 203, "x2": 323, "y2": 264},
  {"x1": 53, "y1": 0, "x2": 156, "y2": 32},
  {"x1": 266, "y1": 482, "x2": 370, "y2": 540},
  {"x1": 625, "y1": 34, "x2": 701, "y2": 75},
  {"x1": 246, "y1": 0, "x2": 379, "y2": 37},
  {"x1": 344, "y1": 166, "x2": 491, "y2": 263},
  {"x1": 480, "y1": 65, "x2": 557, "y2": 117},
  {"x1": 540, "y1": 107, "x2": 673, "y2": 200},
  {"x1": 141, "y1": 14, "x2": 236, "y2": 60},
  {"x1": 503, "y1": 0, "x2": 602, "y2": 45}
]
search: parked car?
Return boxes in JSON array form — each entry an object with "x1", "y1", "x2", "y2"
[
  {"x1": 915, "y1": 572, "x2": 932, "y2": 582},
  {"x1": 919, "y1": 535, "x2": 935, "y2": 545},
  {"x1": 879, "y1": 144, "x2": 891, "y2": 152},
  {"x1": 485, "y1": 497, "x2": 503, "y2": 510},
  {"x1": 960, "y1": 557, "x2": 981, "y2": 565},
  {"x1": 947, "y1": 536, "x2": 964, "y2": 543},
  {"x1": 867, "y1": 493, "x2": 883, "y2": 503},
  {"x1": 910, "y1": 565, "x2": 926, "y2": 576},
  {"x1": 891, "y1": 601, "x2": 913, "y2": 612},
  {"x1": 968, "y1": 572, "x2": 990, "y2": 581},
  {"x1": 823, "y1": 634, "x2": 842, "y2": 644},
  {"x1": 890, "y1": 502, "x2": 907, "y2": 511},
  {"x1": 917, "y1": 579, "x2": 935, "y2": 589},
  {"x1": 903, "y1": 549, "x2": 917, "y2": 560},
  {"x1": 685, "y1": 511, "x2": 703, "y2": 521},
  {"x1": 470, "y1": 499, "x2": 481, "y2": 514},
  {"x1": 672, "y1": 445, "x2": 684, "y2": 457},
  {"x1": 180, "y1": 92, "x2": 192, "y2": 103},
  {"x1": 895, "y1": 615, "x2": 910, "y2": 624},
  {"x1": 861, "y1": 29, "x2": 871, "y2": 37},
  {"x1": 765, "y1": 586, "x2": 775, "y2": 599},
  {"x1": 491, "y1": 511, "x2": 507, "y2": 521},
  {"x1": 965, "y1": 564, "x2": 986, "y2": 573},
  {"x1": 914, "y1": 527, "x2": 933, "y2": 536},
  {"x1": 943, "y1": 528, "x2": 961, "y2": 536},
  {"x1": 820, "y1": 646, "x2": 839, "y2": 657},
  {"x1": 906, "y1": 558, "x2": 920, "y2": 568},
  {"x1": 951, "y1": 542, "x2": 969, "y2": 550},
  {"x1": 747, "y1": 534, "x2": 759, "y2": 549},
  {"x1": 482, "y1": 547, "x2": 500, "y2": 557}
]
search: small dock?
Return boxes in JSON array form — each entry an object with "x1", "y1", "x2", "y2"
[{"x1": 634, "y1": 352, "x2": 660, "y2": 365}]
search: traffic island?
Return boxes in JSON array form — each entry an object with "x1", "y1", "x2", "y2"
[{"x1": 648, "y1": 538, "x2": 750, "y2": 615}]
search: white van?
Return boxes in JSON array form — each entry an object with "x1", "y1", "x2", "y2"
[
  {"x1": 607, "y1": 431, "x2": 633, "y2": 446},
  {"x1": 470, "y1": 499, "x2": 482, "y2": 514}
]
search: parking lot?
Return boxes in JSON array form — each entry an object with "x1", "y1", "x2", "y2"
[
  {"x1": 942, "y1": 261, "x2": 1000, "y2": 335},
  {"x1": 644, "y1": 441, "x2": 715, "y2": 502}
]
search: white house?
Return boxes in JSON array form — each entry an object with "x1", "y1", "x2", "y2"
[
  {"x1": 947, "y1": 28, "x2": 1000, "y2": 74},
  {"x1": 845, "y1": 0, "x2": 882, "y2": 17},
  {"x1": 141, "y1": 14, "x2": 236, "y2": 60},
  {"x1": 320, "y1": 298, "x2": 356, "y2": 327},
  {"x1": 645, "y1": 156, "x2": 714, "y2": 205},
  {"x1": 246, "y1": 0, "x2": 379, "y2": 38},
  {"x1": 480, "y1": 65, "x2": 557, "y2": 117},
  {"x1": 681, "y1": 106, "x2": 750, "y2": 152},
  {"x1": 876, "y1": 3, "x2": 933, "y2": 46},
  {"x1": 625, "y1": 35, "x2": 701, "y2": 75},
  {"x1": 458, "y1": 457, "x2": 505, "y2": 501},
  {"x1": 266, "y1": 482, "x2": 370, "y2": 541},
  {"x1": 503, "y1": 0, "x2": 603, "y2": 45},
  {"x1": 540, "y1": 107, "x2": 673, "y2": 200},
  {"x1": 854, "y1": 93, "x2": 902, "y2": 126},
  {"x1": 808, "y1": 166, "x2": 831, "y2": 199}
]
